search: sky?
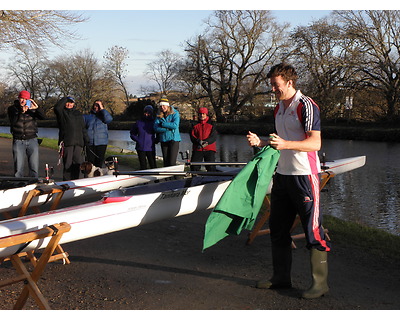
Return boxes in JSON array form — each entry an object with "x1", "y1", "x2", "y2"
[
  {"x1": 1, "y1": 2, "x2": 393, "y2": 95},
  {"x1": 49, "y1": 10, "x2": 332, "y2": 94}
]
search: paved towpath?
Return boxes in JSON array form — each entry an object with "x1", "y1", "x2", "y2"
[
  {"x1": 0, "y1": 138, "x2": 399, "y2": 311},
  {"x1": 0, "y1": 137, "x2": 63, "y2": 180}
]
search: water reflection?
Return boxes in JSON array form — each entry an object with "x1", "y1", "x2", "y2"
[{"x1": 320, "y1": 140, "x2": 400, "y2": 236}]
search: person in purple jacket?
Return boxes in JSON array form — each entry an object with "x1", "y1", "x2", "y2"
[{"x1": 130, "y1": 105, "x2": 157, "y2": 169}]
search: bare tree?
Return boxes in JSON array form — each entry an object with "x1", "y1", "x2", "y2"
[
  {"x1": 290, "y1": 17, "x2": 354, "y2": 119},
  {"x1": 36, "y1": 62, "x2": 58, "y2": 101},
  {"x1": 0, "y1": 81, "x2": 18, "y2": 117},
  {"x1": 175, "y1": 58, "x2": 209, "y2": 112},
  {"x1": 184, "y1": 10, "x2": 289, "y2": 121},
  {"x1": 103, "y1": 45, "x2": 130, "y2": 108},
  {"x1": 0, "y1": 10, "x2": 86, "y2": 50},
  {"x1": 48, "y1": 55, "x2": 76, "y2": 98},
  {"x1": 145, "y1": 50, "x2": 182, "y2": 95},
  {"x1": 49, "y1": 50, "x2": 105, "y2": 113},
  {"x1": 15, "y1": 49, "x2": 125, "y2": 116},
  {"x1": 70, "y1": 49, "x2": 104, "y2": 112},
  {"x1": 7, "y1": 45, "x2": 48, "y2": 99},
  {"x1": 334, "y1": 10, "x2": 400, "y2": 119}
]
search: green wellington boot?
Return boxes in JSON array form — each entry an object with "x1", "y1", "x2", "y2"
[
  {"x1": 256, "y1": 245, "x2": 292, "y2": 289},
  {"x1": 302, "y1": 249, "x2": 329, "y2": 299}
]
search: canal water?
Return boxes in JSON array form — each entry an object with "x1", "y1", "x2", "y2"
[{"x1": 1, "y1": 126, "x2": 399, "y2": 236}]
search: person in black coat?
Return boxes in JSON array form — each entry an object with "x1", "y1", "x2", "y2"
[
  {"x1": 7, "y1": 90, "x2": 45, "y2": 177},
  {"x1": 54, "y1": 97, "x2": 89, "y2": 180}
]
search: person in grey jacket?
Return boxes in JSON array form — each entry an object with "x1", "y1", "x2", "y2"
[
  {"x1": 54, "y1": 96, "x2": 89, "y2": 181},
  {"x1": 7, "y1": 90, "x2": 45, "y2": 178},
  {"x1": 83, "y1": 100, "x2": 113, "y2": 168}
]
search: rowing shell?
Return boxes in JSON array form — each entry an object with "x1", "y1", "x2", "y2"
[
  {"x1": 0, "y1": 164, "x2": 184, "y2": 214},
  {"x1": 0, "y1": 156, "x2": 366, "y2": 258},
  {"x1": 321, "y1": 155, "x2": 366, "y2": 175},
  {"x1": 263, "y1": 155, "x2": 367, "y2": 194},
  {"x1": 0, "y1": 175, "x2": 232, "y2": 258}
]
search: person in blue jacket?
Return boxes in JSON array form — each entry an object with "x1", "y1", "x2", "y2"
[
  {"x1": 154, "y1": 96, "x2": 181, "y2": 167},
  {"x1": 83, "y1": 100, "x2": 113, "y2": 168},
  {"x1": 130, "y1": 105, "x2": 157, "y2": 170}
]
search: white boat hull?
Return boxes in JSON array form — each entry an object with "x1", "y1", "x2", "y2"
[
  {"x1": 0, "y1": 176, "x2": 231, "y2": 258},
  {"x1": 321, "y1": 156, "x2": 366, "y2": 175},
  {"x1": 0, "y1": 156, "x2": 366, "y2": 258},
  {"x1": 0, "y1": 165, "x2": 184, "y2": 214}
]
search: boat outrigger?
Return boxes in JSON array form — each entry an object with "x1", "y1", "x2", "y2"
[{"x1": 0, "y1": 156, "x2": 366, "y2": 259}]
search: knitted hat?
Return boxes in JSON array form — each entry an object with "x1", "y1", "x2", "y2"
[
  {"x1": 159, "y1": 96, "x2": 169, "y2": 107},
  {"x1": 66, "y1": 96, "x2": 75, "y2": 103},
  {"x1": 18, "y1": 90, "x2": 31, "y2": 100},
  {"x1": 144, "y1": 105, "x2": 153, "y2": 113},
  {"x1": 198, "y1": 107, "x2": 209, "y2": 114}
]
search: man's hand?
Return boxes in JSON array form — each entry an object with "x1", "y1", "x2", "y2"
[
  {"x1": 269, "y1": 133, "x2": 286, "y2": 150},
  {"x1": 246, "y1": 131, "x2": 261, "y2": 147},
  {"x1": 270, "y1": 131, "x2": 321, "y2": 152},
  {"x1": 29, "y1": 99, "x2": 39, "y2": 110}
]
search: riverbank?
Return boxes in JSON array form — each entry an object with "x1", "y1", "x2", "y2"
[
  {"x1": 0, "y1": 133, "x2": 164, "y2": 172},
  {"x1": 1, "y1": 118, "x2": 400, "y2": 143},
  {"x1": 0, "y1": 136, "x2": 399, "y2": 310}
]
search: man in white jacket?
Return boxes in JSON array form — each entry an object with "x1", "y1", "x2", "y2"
[{"x1": 247, "y1": 63, "x2": 330, "y2": 299}]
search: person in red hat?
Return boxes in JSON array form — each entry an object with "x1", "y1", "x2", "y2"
[
  {"x1": 189, "y1": 107, "x2": 217, "y2": 172},
  {"x1": 7, "y1": 90, "x2": 45, "y2": 177}
]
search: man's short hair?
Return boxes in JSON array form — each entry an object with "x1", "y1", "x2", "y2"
[{"x1": 267, "y1": 63, "x2": 298, "y2": 87}]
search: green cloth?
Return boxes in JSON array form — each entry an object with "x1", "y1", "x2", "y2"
[{"x1": 203, "y1": 146, "x2": 280, "y2": 250}]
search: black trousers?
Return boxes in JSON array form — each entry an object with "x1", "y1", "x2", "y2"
[
  {"x1": 137, "y1": 150, "x2": 157, "y2": 170},
  {"x1": 63, "y1": 145, "x2": 84, "y2": 181},
  {"x1": 160, "y1": 141, "x2": 180, "y2": 167},
  {"x1": 87, "y1": 145, "x2": 107, "y2": 168},
  {"x1": 269, "y1": 173, "x2": 330, "y2": 251},
  {"x1": 190, "y1": 150, "x2": 216, "y2": 171}
]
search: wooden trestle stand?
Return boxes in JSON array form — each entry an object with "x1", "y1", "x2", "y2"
[
  {"x1": 0, "y1": 222, "x2": 71, "y2": 310},
  {"x1": 18, "y1": 183, "x2": 70, "y2": 217},
  {"x1": 247, "y1": 171, "x2": 335, "y2": 246},
  {"x1": 1, "y1": 183, "x2": 72, "y2": 265}
]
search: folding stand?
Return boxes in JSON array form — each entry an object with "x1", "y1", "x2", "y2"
[
  {"x1": 16, "y1": 184, "x2": 71, "y2": 265},
  {"x1": 0, "y1": 222, "x2": 71, "y2": 310},
  {"x1": 18, "y1": 183, "x2": 70, "y2": 217}
]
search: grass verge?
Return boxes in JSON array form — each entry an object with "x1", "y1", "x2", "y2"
[{"x1": 324, "y1": 215, "x2": 400, "y2": 263}]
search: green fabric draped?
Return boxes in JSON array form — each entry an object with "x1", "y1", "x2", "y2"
[{"x1": 203, "y1": 146, "x2": 280, "y2": 250}]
